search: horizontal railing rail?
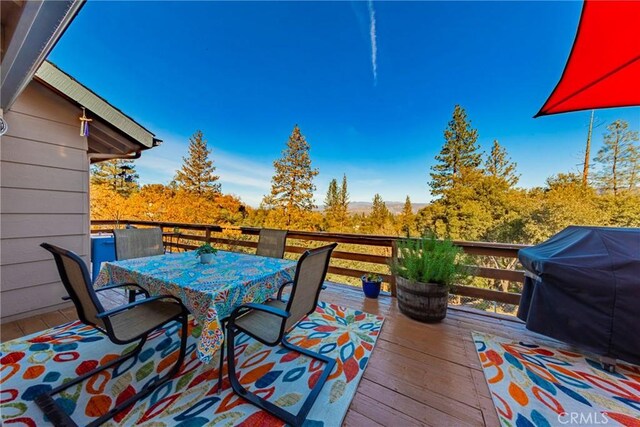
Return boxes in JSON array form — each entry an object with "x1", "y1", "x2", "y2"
[{"x1": 91, "y1": 219, "x2": 529, "y2": 307}]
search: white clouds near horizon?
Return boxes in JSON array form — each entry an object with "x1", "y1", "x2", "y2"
[{"x1": 135, "y1": 135, "x2": 274, "y2": 206}]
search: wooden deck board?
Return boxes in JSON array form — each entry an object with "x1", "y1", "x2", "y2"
[
  {"x1": 0, "y1": 282, "x2": 535, "y2": 426},
  {"x1": 15, "y1": 316, "x2": 48, "y2": 336},
  {"x1": 343, "y1": 408, "x2": 384, "y2": 427},
  {"x1": 0, "y1": 320, "x2": 24, "y2": 342}
]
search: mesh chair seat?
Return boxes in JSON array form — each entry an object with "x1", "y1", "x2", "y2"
[
  {"x1": 113, "y1": 227, "x2": 165, "y2": 302},
  {"x1": 38, "y1": 243, "x2": 188, "y2": 427},
  {"x1": 234, "y1": 300, "x2": 287, "y2": 344},
  {"x1": 114, "y1": 227, "x2": 164, "y2": 260},
  {"x1": 110, "y1": 299, "x2": 185, "y2": 342},
  {"x1": 256, "y1": 229, "x2": 287, "y2": 259},
  {"x1": 223, "y1": 243, "x2": 337, "y2": 427}
]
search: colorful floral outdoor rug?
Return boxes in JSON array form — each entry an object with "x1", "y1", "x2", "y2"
[
  {"x1": 1, "y1": 302, "x2": 384, "y2": 426},
  {"x1": 473, "y1": 332, "x2": 640, "y2": 427}
]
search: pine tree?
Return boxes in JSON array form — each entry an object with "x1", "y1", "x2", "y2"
[
  {"x1": 369, "y1": 193, "x2": 391, "y2": 232},
  {"x1": 324, "y1": 179, "x2": 339, "y2": 209},
  {"x1": 174, "y1": 130, "x2": 221, "y2": 197},
  {"x1": 430, "y1": 105, "x2": 482, "y2": 197},
  {"x1": 91, "y1": 159, "x2": 139, "y2": 197},
  {"x1": 263, "y1": 125, "x2": 319, "y2": 226},
  {"x1": 428, "y1": 106, "x2": 485, "y2": 238},
  {"x1": 398, "y1": 195, "x2": 415, "y2": 236},
  {"x1": 485, "y1": 140, "x2": 519, "y2": 187},
  {"x1": 582, "y1": 110, "x2": 595, "y2": 188},
  {"x1": 593, "y1": 120, "x2": 639, "y2": 196},
  {"x1": 323, "y1": 175, "x2": 350, "y2": 231},
  {"x1": 324, "y1": 178, "x2": 339, "y2": 230},
  {"x1": 338, "y1": 174, "x2": 350, "y2": 230},
  {"x1": 626, "y1": 144, "x2": 639, "y2": 193}
]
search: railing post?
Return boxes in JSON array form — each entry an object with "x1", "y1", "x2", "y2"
[
  {"x1": 205, "y1": 227, "x2": 211, "y2": 244},
  {"x1": 390, "y1": 240, "x2": 398, "y2": 297}
]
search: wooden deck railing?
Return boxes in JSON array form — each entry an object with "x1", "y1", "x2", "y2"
[{"x1": 91, "y1": 219, "x2": 529, "y2": 306}]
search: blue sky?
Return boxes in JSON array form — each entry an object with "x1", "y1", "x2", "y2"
[{"x1": 50, "y1": 1, "x2": 639, "y2": 207}]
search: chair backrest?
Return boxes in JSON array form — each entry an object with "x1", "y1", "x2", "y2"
[
  {"x1": 284, "y1": 243, "x2": 337, "y2": 330},
  {"x1": 256, "y1": 228, "x2": 288, "y2": 259},
  {"x1": 41, "y1": 243, "x2": 106, "y2": 330},
  {"x1": 113, "y1": 227, "x2": 164, "y2": 260}
]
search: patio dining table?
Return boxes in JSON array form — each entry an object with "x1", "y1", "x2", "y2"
[{"x1": 94, "y1": 250, "x2": 296, "y2": 363}]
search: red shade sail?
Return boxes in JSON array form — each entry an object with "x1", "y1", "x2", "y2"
[{"x1": 535, "y1": 0, "x2": 640, "y2": 117}]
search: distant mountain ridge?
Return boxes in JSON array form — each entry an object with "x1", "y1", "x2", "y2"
[{"x1": 344, "y1": 201, "x2": 429, "y2": 214}]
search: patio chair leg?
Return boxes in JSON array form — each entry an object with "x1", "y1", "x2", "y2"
[
  {"x1": 35, "y1": 336, "x2": 146, "y2": 427},
  {"x1": 217, "y1": 319, "x2": 226, "y2": 394},
  {"x1": 226, "y1": 325, "x2": 336, "y2": 427},
  {"x1": 35, "y1": 316, "x2": 189, "y2": 427}
]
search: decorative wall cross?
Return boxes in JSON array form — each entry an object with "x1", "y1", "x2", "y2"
[{"x1": 79, "y1": 107, "x2": 93, "y2": 136}]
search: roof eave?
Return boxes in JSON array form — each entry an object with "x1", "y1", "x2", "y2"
[{"x1": 34, "y1": 61, "x2": 157, "y2": 149}]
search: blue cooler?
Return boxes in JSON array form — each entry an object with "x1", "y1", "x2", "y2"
[{"x1": 91, "y1": 234, "x2": 116, "y2": 283}]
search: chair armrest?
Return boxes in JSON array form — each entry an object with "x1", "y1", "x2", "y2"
[
  {"x1": 96, "y1": 295, "x2": 183, "y2": 319},
  {"x1": 229, "y1": 303, "x2": 290, "y2": 322},
  {"x1": 276, "y1": 280, "x2": 294, "y2": 300}
]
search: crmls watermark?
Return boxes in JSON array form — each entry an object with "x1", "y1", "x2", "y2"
[{"x1": 558, "y1": 412, "x2": 609, "y2": 425}]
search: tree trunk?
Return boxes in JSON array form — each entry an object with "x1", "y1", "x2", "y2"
[
  {"x1": 582, "y1": 110, "x2": 594, "y2": 188},
  {"x1": 613, "y1": 129, "x2": 620, "y2": 197}
]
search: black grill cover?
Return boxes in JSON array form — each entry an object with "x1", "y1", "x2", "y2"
[{"x1": 517, "y1": 226, "x2": 640, "y2": 365}]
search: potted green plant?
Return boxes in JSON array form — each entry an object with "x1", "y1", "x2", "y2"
[
  {"x1": 361, "y1": 273, "x2": 383, "y2": 299},
  {"x1": 390, "y1": 236, "x2": 465, "y2": 322},
  {"x1": 196, "y1": 243, "x2": 218, "y2": 264}
]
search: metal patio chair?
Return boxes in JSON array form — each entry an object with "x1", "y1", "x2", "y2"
[
  {"x1": 38, "y1": 243, "x2": 188, "y2": 427},
  {"x1": 113, "y1": 227, "x2": 164, "y2": 302},
  {"x1": 223, "y1": 243, "x2": 338, "y2": 427},
  {"x1": 256, "y1": 228, "x2": 288, "y2": 259}
]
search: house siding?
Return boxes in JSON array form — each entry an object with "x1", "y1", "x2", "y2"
[{"x1": 1, "y1": 81, "x2": 90, "y2": 322}]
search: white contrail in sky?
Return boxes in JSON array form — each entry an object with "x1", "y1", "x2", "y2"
[{"x1": 368, "y1": 0, "x2": 378, "y2": 85}]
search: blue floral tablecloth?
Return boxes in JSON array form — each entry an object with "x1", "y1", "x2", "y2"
[{"x1": 95, "y1": 250, "x2": 296, "y2": 363}]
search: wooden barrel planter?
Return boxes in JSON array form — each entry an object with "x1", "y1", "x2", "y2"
[{"x1": 396, "y1": 276, "x2": 449, "y2": 322}]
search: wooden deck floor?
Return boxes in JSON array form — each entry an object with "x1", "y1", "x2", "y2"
[{"x1": 0, "y1": 283, "x2": 543, "y2": 426}]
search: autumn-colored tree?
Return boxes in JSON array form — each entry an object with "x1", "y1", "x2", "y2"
[
  {"x1": 603, "y1": 192, "x2": 640, "y2": 227},
  {"x1": 245, "y1": 207, "x2": 269, "y2": 228},
  {"x1": 324, "y1": 178, "x2": 339, "y2": 229},
  {"x1": 339, "y1": 174, "x2": 350, "y2": 228},
  {"x1": 368, "y1": 194, "x2": 392, "y2": 233},
  {"x1": 430, "y1": 105, "x2": 482, "y2": 197},
  {"x1": 91, "y1": 159, "x2": 139, "y2": 197},
  {"x1": 89, "y1": 182, "x2": 132, "y2": 222},
  {"x1": 519, "y1": 173, "x2": 603, "y2": 243},
  {"x1": 323, "y1": 174, "x2": 350, "y2": 231},
  {"x1": 477, "y1": 140, "x2": 525, "y2": 243},
  {"x1": 324, "y1": 179, "x2": 339, "y2": 208},
  {"x1": 174, "y1": 130, "x2": 221, "y2": 197},
  {"x1": 397, "y1": 195, "x2": 415, "y2": 236},
  {"x1": 627, "y1": 144, "x2": 639, "y2": 193},
  {"x1": 127, "y1": 184, "x2": 175, "y2": 221},
  {"x1": 214, "y1": 194, "x2": 248, "y2": 225},
  {"x1": 593, "y1": 120, "x2": 639, "y2": 196},
  {"x1": 263, "y1": 125, "x2": 318, "y2": 227},
  {"x1": 485, "y1": 140, "x2": 519, "y2": 187}
]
